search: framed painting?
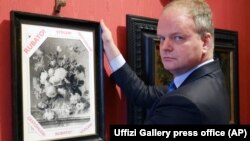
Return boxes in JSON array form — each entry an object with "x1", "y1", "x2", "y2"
[
  {"x1": 142, "y1": 34, "x2": 173, "y2": 86},
  {"x1": 11, "y1": 11, "x2": 105, "y2": 141},
  {"x1": 126, "y1": 15, "x2": 159, "y2": 124},
  {"x1": 214, "y1": 29, "x2": 239, "y2": 124},
  {"x1": 126, "y1": 14, "x2": 239, "y2": 124}
]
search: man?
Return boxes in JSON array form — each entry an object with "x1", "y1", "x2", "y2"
[{"x1": 101, "y1": 0, "x2": 229, "y2": 124}]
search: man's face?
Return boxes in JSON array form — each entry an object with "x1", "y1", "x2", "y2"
[{"x1": 157, "y1": 7, "x2": 207, "y2": 77}]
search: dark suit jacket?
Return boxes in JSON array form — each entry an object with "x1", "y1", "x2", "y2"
[{"x1": 110, "y1": 60, "x2": 230, "y2": 124}]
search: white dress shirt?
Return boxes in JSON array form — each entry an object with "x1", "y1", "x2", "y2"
[{"x1": 173, "y1": 59, "x2": 214, "y2": 88}]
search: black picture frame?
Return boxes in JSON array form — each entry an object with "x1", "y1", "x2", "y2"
[
  {"x1": 214, "y1": 29, "x2": 239, "y2": 124},
  {"x1": 11, "y1": 11, "x2": 105, "y2": 141},
  {"x1": 126, "y1": 14, "x2": 239, "y2": 124}
]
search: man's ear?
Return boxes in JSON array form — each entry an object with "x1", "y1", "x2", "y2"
[{"x1": 201, "y1": 32, "x2": 212, "y2": 52}]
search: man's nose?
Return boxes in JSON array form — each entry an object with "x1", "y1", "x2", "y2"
[{"x1": 161, "y1": 38, "x2": 173, "y2": 51}]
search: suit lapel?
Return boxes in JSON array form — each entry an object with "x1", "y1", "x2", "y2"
[{"x1": 180, "y1": 59, "x2": 221, "y2": 87}]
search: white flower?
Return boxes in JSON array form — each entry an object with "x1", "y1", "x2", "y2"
[
  {"x1": 49, "y1": 68, "x2": 67, "y2": 85},
  {"x1": 54, "y1": 68, "x2": 67, "y2": 78},
  {"x1": 37, "y1": 101, "x2": 47, "y2": 109},
  {"x1": 57, "y1": 46, "x2": 62, "y2": 52},
  {"x1": 40, "y1": 71, "x2": 48, "y2": 84},
  {"x1": 60, "y1": 103, "x2": 73, "y2": 117},
  {"x1": 48, "y1": 68, "x2": 54, "y2": 77},
  {"x1": 45, "y1": 85, "x2": 57, "y2": 98},
  {"x1": 43, "y1": 109, "x2": 55, "y2": 121},
  {"x1": 76, "y1": 102, "x2": 84, "y2": 110},
  {"x1": 57, "y1": 87, "x2": 67, "y2": 97},
  {"x1": 75, "y1": 102, "x2": 86, "y2": 114},
  {"x1": 70, "y1": 93, "x2": 81, "y2": 104},
  {"x1": 44, "y1": 80, "x2": 50, "y2": 87},
  {"x1": 49, "y1": 76, "x2": 57, "y2": 85},
  {"x1": 75, "y1": 72, "x2": 85, "y2": 80},
  {"x1": 50, "y1": 60, "x2": 56, "y2": 67}
]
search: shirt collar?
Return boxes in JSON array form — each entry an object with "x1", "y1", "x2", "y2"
[{"x1": 173, "y1": 59, "x2": 214, "y2": 88}]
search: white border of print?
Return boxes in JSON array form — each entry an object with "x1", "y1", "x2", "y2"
[{"x1": 21, "y1": 24, "x2": 96, "y2": 141}]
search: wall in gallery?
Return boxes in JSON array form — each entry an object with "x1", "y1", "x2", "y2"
[{"x1": 0, "y1": 0, "x2": 250, "y2": 141}]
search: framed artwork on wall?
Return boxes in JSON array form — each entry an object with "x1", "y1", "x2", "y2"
[
  {"x1": 126, "y1": 14, "x2": 239, "y2": 125},
  {"x1": 214, "y1": 29, "x2": 239, "y2": 124},
  {"x1": 142, "y1": 34, "x2": 173, "y2": 86},
  {"x1": 126, "y1": 15, "x2": 159, "y2": 124},
  {"x1": 11, "y1": 11, "x2": 105, "y2": 141}
]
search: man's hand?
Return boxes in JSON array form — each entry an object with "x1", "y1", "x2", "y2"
[
  {"x1": 100, "y1": 20, "x2": 121, "y2": 62},
  {"x1": 100, "y1": 20, "x2": 113, "y2": 45}
]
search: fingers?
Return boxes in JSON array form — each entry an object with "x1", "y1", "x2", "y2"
[
  {"x1": 100, "y1": 19, "x2": 112, "y2": 43},
  {"x1": 100, "y1": 19, "x2": 111, "y2": 36},
  {"x1": 100, "y1": 19, "x2": 107, "y2": 32},
  {"x1": 99, "y1": 19, "x2": 121, "y2": 61}
]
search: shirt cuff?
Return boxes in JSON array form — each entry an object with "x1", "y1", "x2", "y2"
[{"x1": 110, "y1": 54, "x2": 126, "y2": 72}]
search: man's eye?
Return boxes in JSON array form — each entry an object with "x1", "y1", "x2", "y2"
[
  {"x1": 173, "y1": 36, "x2": 184, "y2": 41},
  {"x1": 159, "y1": 37, "x2": 165, "y2": 43}
]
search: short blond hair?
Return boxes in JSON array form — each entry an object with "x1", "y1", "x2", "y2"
[{"x1": 164, "y1": 0, "x2": 214, "y2": 37}]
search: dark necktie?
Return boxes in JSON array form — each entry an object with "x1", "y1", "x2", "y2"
[{"x1": 168, "y1": 81, "x2": 176, "y2": 93}]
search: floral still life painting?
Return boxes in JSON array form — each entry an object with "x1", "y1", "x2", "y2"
[
  {"x1": 12, "y1": 11, "x2": 105, "y2": 141},
  {"x1": 30, "y1": 37, "x2": 91, "y2": 128},
  {"x1": 16, "y1": 23, "x2": 99, "y2": 140}
]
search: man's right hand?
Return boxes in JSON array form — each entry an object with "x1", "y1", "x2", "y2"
[{"x1": 100, "y1": 20, "x2": 121, "y2": 62}]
